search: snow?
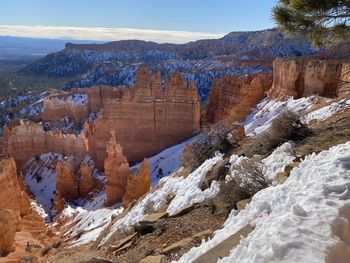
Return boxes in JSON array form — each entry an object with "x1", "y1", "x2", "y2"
[
  {"x1": 244, "y1": 97, "x2": 316, "y2": 136},
  {"x1": 303, "y1": 98, "x2": 350, "y2": 124},
  {"x1": 101, "y1": 153, "x2": 223, "y2": 245},
  {"x1": 176, "y1": 142, "x2": 350, "y2": 263},
  {"x1": 61, "y1": 205, "x2": 123, "y2": 247},
  {"x1": 67, "y1": 94, "x2": 88, "y2": 105},
  {"x1": 132, "y1": 135, "x2": 201, "y2": 187},
  {"x1": 24, "y1": 152, "x2": 62, "y2": 219},
  {"x1": 262, "y1": 142, "x2": 296, "y2": 182}
]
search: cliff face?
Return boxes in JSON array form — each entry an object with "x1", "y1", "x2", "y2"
[
  {"x1": 7, "y1": 122, "x2": 88, "y2": 169},
  {"x1": 269, "y1": 58, "x2": 350, "y2": 100},
  {"x1": 0, "y1": 158, "x2": 32, "y2": 256},
  {"x1": 104, "y1": 133, "x2": 130, "y2": 206},
  {"x1": 85, "y1": 68, "x2": 201, "y2": 168},
  {"x1": 206, "y1": 73, "x2": 272, "y2": 123},
  {"x1": 42, "y1": 95, "x2": 89, "y2": 124},
  {"x1": 0, "y1": 158, "x2": 30, "y2": 221}
]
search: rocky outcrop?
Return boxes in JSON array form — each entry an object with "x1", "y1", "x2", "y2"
[
  {"x1": 54, "y1": 192, "x2": 65, "y2": 214},
  {"x1": 0, "y1": 158, "x2": 23, "y2": 222},
  {"x1": 0, "y1": 209, "x2": 17, "y2": 256},
  {"x1": 7, "y1": 121, "x2": 89, "y2": 169},
  {"x1": 104, "y1": 133, "x2": 130, "y2": 206},
  {"x1": 206, "y1": 73, "x2": 272, "y2": 123},
  {"x1": 85, "y1": 68, "x2": 201, "y2": 168},
  {"x1": 56, "y1": 157, "x2": 80, "y2": 201},
  {"x1": 269, "y1": 58, "x2": 350, "y2": 100},
  {"x1": 74, "y1": 86, "x2": 124, "y2": 113},
  {"x1": 123, "y1": 158, "x2": 151, "y2": 207},
  {"x1": 42, "y1": 95, "x2": 89, "y2": 124},
  {"x1": 79, "y1": 159, "x2": 99, "y2": 199}
]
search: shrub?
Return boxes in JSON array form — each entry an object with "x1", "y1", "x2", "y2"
[
  {"x1": 210, "y1": 157, "x2": 269, "y2": 215},
  {"x1": 240, "y1": 110, "x2": 312, "y2": 157},
  {"x1": 41, "y1": 245, "x2": 52, "y2": 256},
  {"x1": 181, "y1": 122, "x2": 237, "y2": 170}
]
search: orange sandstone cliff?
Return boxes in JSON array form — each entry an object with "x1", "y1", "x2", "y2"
[
  {"x1": 269, "y1": 58, "x2": 350, "y2": 100},
  {"x1": 206, "y1": 73, "x2": 272, "y2": 124},
  {"x1": 84, "y1": 68, "x2": 201, "y2": 168}
]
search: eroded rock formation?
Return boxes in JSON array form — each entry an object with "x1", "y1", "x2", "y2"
[
  {"x1": 122, "y1": 158, "x2": 151, "y2": 207},
  {"x1": 206, "y1": 73, "x2": 272, "y2": 123},
  {"x1": 269, "y1": 58, "x2": 350, "y2": 100},
  {"x1": 79, "y1": 158, "x2": 99, "y2": 199},
  {"x1": 42, "y1": 94, "x2": 89, "y2": 124},
  {"x1": 0, "y1": 209, "x2": 16, "y2": 256},
  {"x1": 7, "y1": 121, "x2": 88, "y2": 169},
  {"x1": 56, "y1": 157, "x2": 80, "y2": 200},
  {"x1": 85, "y1": 68, "x2": 201, "y2": 168},
  {"x1": 105, "y1": 133, "x2": 130, "y2": 206}
]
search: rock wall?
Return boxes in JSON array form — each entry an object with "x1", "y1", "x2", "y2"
[
  {"x1": 206, "y1": 73, "x2": 272, "y2": 124},
  {"x1": 7, "y1": 122, "x2": 89, "y2": 169},
  {"x1": 85, "y1": 68, "x2": 201, "y2": 168},
  {"x1": 269, "y1": 58, "x2": 350, "y2": 100},
  {"x1": 42, "y1": 95, "x2": 89, "y2": 124},
  {"x1": 104, "y1": 133, "x2": 130, "y2": 206},
  {"x1": 79, "y1": 86, "x2": 124, "y2": 113}
]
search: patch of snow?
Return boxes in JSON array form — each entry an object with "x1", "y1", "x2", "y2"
[
  {"x1": 67, "y1": 94, "x2": 88, "y2": 105},
  {"x1": 101, "y1": 153, "x2": 223, "y2": 245},
  {"x1": 303, "y1": 98, "x2": 350, "y2": 124},
  {"x1": 177, "y1": 142, "x2": 350, "y2": 263},
  {"x1": 61, "y1": 205, "x2": 123, "y2": 248},
  {"x1": 244, "y1": 97, "x2": 315, "y2": 136},
  {"x1": 262, "y1": 142, "x2": 296, "y2": 182},
  {"x1": 132, "y1": 135, "x2": 201, "y2": 187}
]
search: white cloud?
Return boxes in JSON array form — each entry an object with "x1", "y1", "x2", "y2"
[{"x1": 0, "y1": 25, "x2": 226, "y2": 44}]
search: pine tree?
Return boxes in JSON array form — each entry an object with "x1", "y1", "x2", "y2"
[{"x1": 272, "y1": 0, "x2": 350, "y2": 47}]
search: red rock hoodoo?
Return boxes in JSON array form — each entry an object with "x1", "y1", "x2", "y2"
[
  {"x1": 122, "y1": 158, "x2": 151, "y2": 207},
  {"x1": 269, "y1": 58, "x2": 350, "y2": 100},
  {"x1": 104, "y1": 133, "x2": 130, "y2": 206},
  {"x1": 56, "y1": 157, "x2": 80, "y2": 201},
  {"x1": 206, "y1": 73, "x2": 273, "y2": 124}
]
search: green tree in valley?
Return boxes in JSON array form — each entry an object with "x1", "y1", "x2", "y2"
[{"x1": 272, "y1": 0, "x2": 350, "y2": 47}]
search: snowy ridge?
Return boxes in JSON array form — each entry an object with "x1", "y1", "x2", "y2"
[{"x1": 177, "y1": 142, "x2": 350, "y2": 263}]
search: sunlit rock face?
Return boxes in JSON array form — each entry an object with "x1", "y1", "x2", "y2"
[
  {"x1": 84, "y1": 68, "x2": 201, "y2": 169},
  {"x1": 205, "y1": 73, "x2": 272, "y2": 124},
  {"x1": 104, "y1": 133, "x2": 130, "y2": 206},
  {"x1": 269, "y1": 58, "x2": 350, "y2": 100}
]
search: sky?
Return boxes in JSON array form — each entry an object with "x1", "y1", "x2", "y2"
[{"x1": 0, "y1": 0, "x2": 277, "y2": 43}]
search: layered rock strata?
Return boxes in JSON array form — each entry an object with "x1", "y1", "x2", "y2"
[
  {"x1": 104, "y1": 133, "x2": 130, "y2": 206},
  {"x1": 85, "y1": 68, "x2": 201, "y2": 168},
  {"x1": 206, "y1": 73, "x2": 272, "y2": 123},
  {"x1": 122, "y1": 158, "x2": 151, "y2": 207},
  {"x1": 56, "y1": 157, "x2": 80, "y2": 200},
  {"x1": 7, "y1": 121, "x2": 88, "y2": 169},
  {"x1": 42, "y1": 94, "x2": 89, "y2": 124},
  {"x1": 269, "y1": 58, "x2": 350, "y2": 99}
]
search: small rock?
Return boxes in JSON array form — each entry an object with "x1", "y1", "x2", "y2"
[
  {"x1": 139, "y1": 255, "x2": 166, "y2": 263},
  {"x1": 236, "y1": 199, "x2": 251, "y2": 211},
  {"x1": 107, "y1": 232, "x2": 137, "y2": 253}
]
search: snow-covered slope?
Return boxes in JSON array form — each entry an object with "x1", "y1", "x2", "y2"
[{"x1": 177, "y1": 141, "x2": 350, "y2": 263}]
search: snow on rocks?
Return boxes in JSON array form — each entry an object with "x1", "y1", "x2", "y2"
[
  {"x1": 101, "y1": 153, "x2": 223, "y2": 245},
  {"x1": 176, "y1": 142, "x2": 350, "y2": 263},
  {"x1": 243, "y1": 97, "x2": 316, "y2": 136},
  {"x1": 61, "y1": 205, "x2": 123, "y2": 248},
  {"x1": 303, "y1": 97, "x2": 350, "y2": 124}
]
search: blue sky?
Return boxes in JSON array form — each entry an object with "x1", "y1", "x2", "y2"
[{"x1": 0, "y1": 0, "x2": 278, "y2": 43}]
